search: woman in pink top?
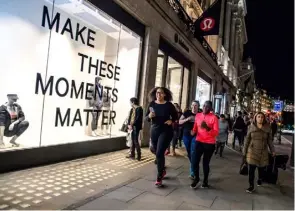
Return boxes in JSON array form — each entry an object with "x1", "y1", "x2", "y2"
[{"x1": 190, "y1": 101, "x2": 219, "y2": 189}]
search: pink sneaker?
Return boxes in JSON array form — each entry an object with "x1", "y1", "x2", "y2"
[
  {"x1": 162, "y1": 170, "x2": 166, "y2": 178},
  {"x1": 155, "y1": 177, "x2": 162, "y2": 187}
]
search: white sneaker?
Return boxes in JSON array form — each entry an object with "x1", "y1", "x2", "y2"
[{"x1": 0, "y1": 143, "x2": 5, "y2": 149}]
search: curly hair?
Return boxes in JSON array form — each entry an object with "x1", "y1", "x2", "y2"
[
  {"x1": 253, "y1": 112, "x2": 267, "y2": 126},
  {"x1": 148, "y1": 87, "x2": 173, "y2": 102}
]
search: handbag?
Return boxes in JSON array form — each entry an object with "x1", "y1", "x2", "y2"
[
  {"x1": 120, "y1": 117, "x2": 128, "y2": 133},
  {"x1": 239, "y1": 159, "x2": 248, "y2": 176},
  {"x1": 126, "y1": 131, "x2": 132, "y2": 147}
]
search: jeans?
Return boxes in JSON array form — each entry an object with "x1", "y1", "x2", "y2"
[
  {"x1": 5, "y1": 121, "x2": 29, "y2": 137},
  {"x1": 249, "y1": 164, "x2": 264, "y2": 187},
  {"x1": 193, "y1": 141, "x2": 215, "y2": 184},
  {"x1": 183, "y1": 134, "x2": 196, "y2": 176},
  {"x1": 150, "y1": 126, "x2": 173, "y2": 177},
  {"x1": 130, "y1": 128, "x2": 141, "y2": 157},
  {"x1": 215, "y1": 141, "x2": 225, "y2": 157}
]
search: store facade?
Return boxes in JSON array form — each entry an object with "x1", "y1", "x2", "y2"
[
  {"x1": 155, "y1": 37, "x2": 191, "y2": 110},
  {"x1": 195, "y1": 70, "x2": 212, "y2": 108},
  {"x1": 0, "y1": 0, "x2": 235, "y2": 172},
  {"x1": 0, "y1": 0, "x2": 146, "y2": 171}
]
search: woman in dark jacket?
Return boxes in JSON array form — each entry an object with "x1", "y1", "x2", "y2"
[
  {"x1": 126, "y1": 97, "x2": 143, "y2": 161},
  {"x1": 243, "y1": 112, "x2": 275, "y2": 193}
]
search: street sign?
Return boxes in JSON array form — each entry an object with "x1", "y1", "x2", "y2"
[{"x1": 273, "y1": 100, "x2": 283, "y2": 112}]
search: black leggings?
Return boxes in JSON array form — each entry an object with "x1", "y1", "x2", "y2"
[
  {"x1": 249, "y1": 164, "x2": 264, "y2": 187},
  {"x1": 193, "y1": 141, "x2": 215, "y2": 184},
  {"x1": 150, "y1": 126, "x2": 173, "y2": 177}
]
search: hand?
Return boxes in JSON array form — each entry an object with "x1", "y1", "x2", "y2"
[
  {"x1": 190, "y1": 130, "x2": 196, "y2": 136},
  {"x1": 128, "y1": 125, "x2": 133, "y2": 130},
  {"x1": 201, "y1": 121, "x2": 207, "y2": 129},
  {"x1": 8, "y1": 123, "x2": 15, "y2": 131},
  {"x1": 149, "y1": 112, "x2": 155, "y2": 119},
  {"x1": 188, "y1": 116, "x2": 195, "y2": 121},
  {"x1": 272, "y1": 152, "x2": 276, "y2": 157},
  {"x1": 164, "y1": 120, "x2": 173, "y2": 125}
]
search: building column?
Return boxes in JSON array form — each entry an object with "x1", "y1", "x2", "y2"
[
  {"x1": 140, "y1": 27, "x2": 160, "y2": 147},
  {"x1": 229, "y1": 12, "x2": 237, "y2": 62},
  {"x1": 234, "y1": 23, "x2": 241, "y2": 68},
  {"x1": 217, "y1": 0, "x2": 226, "y2": 65},
  {"x1": 189, "y1": 63, "x2": 199, "y2": 103},
  {"x1": 222, "y1": 0, "x2": 233, "y2": 75}
]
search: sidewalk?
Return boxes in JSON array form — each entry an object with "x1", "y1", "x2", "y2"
[{"x1": 0, "y1": 143, "x2": 293, "y2": 210}]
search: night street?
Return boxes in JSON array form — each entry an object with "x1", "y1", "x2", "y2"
[
  {"x1": 0, "y1": 145, "x2": 293, "y2": 210},
  {"x1": 0, "y1": 0, "x2": 293, "y2": 210}
]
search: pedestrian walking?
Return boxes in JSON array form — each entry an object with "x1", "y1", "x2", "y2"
[
  {"x1": 243, "y1": 112, "x2": 275, "y2": 193},
  {"x1": 166, "y1": 103, "x2": 182, "y2": 156},
  {"x1": 190, "y1": 101, "x2": 219, "y2": 189},
  {"x1": 145, "y1": 87, "x2": 178, "y2": 187},
  {"x1": 179, "y1": 100, "x2": 201, "y2": 179},
  {"x1": 215, "y1": 114, "x2": 229, "y2": 157},
  {"x1": 126, "y1": 97, "x2": 143, "y2": 161},
  {"x1": 232, "y1": 111, "x2": 246, "y2": 151}
]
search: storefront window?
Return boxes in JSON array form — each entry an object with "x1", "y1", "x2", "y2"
[
  {"x1": 155, "y1": 50, "x2": 164, "y2": 87},
  {"x1": 167, "y1": 57, "x2": 182, "y2": 105},
  {"x1": 0, "y1": 0, "x2": 142, "y2": 150},
  {"x1": 196, "y1": 76, "x2": 211, "y2": 108}
]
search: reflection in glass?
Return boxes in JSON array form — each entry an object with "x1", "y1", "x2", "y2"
[
  {"x1": 181, "y1": 68, "x2": 189, "y2": 111},
  {"x1": 167, "y1": 57, "x2": 182, "y2": 104},
  {"x1": 155, "y1": 50, "x2": 164, "y2": 87},
  {"x1": 195, "y1": 76, "x2": 211, "y2": 108}
]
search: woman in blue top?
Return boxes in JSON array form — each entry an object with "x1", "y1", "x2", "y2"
[{"x1": 145, "y1": 87, "x2": 178, "y2": 187}]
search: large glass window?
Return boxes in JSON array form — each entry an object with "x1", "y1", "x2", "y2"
[
  {"x1": 195, "y1": 76, "x2": 211, "y2": 108},
  {"x1": 155, "y1": 50, "x2": 164, "y2": 87},
  {"x1": 0, "y1": 0, "x2": 142, "y2": 150},
  {"x1": 167, "y1": 57, "x2": 182, "y2": 105}
]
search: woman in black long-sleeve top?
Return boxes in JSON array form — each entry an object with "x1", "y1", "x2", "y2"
[{"x1": 145, "y1": 87, "x2": 178, "y2": 187}]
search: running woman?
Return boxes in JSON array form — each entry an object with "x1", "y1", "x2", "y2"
[
  {"x1": 145, "y1": 87, "x2": 178, "y2": 187},
  {"x1": 190, "y1": 101, "x2": 219, "y2": 189}
]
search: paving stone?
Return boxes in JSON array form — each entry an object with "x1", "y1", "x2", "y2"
[
  {"x1": 166, "y1": 187, "x2": 216, "y2": 208},
  {"x1": 177, "y1": 202, "x2": 209, "y2": 210},
  {"x1": 126, "y1": 178, "x2": 176, "y2": 196},
  {"x1": 231, "y1": 200, "x2": 253, "y2": 210},
  {"x1": 210, "y1": 197, "x2": 231, "y2": 210},
  {"x1": 77, "y1": 195, "x2": 129, "y2": 210},
  {"x1": 128, "y1": 192, "x2": 182, "y2": 210},
  {"x1": 104, "y1": 186, "x2": 144, "y2": 202}
]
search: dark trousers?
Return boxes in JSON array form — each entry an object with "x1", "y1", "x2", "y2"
[
  {"x1": 171, "y1": 129, "x2": 180, "y2": 150},
  {"x1": 233, "y1": 131, "x2": 244, "y2": 148},
  {"x1": 249, "y1": 164, "x2": 264, "y2": 187},
  {"x1": 91, "y1": 105, "x2": 102, "y2": 131},
  {"x1": 5, "y1": 121, "x2": 29, "y2": 137},
  {"x1": 130, "y1": 128, "x2": 141, "y2": 157},
  {"x1": 193, "y1": 141, "x2": 215, "y2": 184},
  {"x1": 215, "y1": 142, "x2": 225, "y2": 157},
  {"x1": 150, "y1": 126, "x2": 173, "y2": 177}
]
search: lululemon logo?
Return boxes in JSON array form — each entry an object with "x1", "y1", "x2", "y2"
[{"x1": 200, "y1": 17, "x2": 215, "y2": 31}]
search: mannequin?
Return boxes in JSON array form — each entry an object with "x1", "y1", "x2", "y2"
[
  {"x1": 101, "y1": 90, "x2": 111, "y2": 135},
  {"x1": 0, "y1": 94, "x2": 29, "y2": 147},
  {"x1": 86, "y1": 77, "x2": 104, "y2": 136}
]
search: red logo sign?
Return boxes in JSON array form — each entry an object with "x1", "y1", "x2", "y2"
[{"x1": 200, "y1": 17, "x2": 215, "y2": 31}]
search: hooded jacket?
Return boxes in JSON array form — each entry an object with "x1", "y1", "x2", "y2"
[{"x1": 243, "y1": 123, "x2": 275, "y2": 167}]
